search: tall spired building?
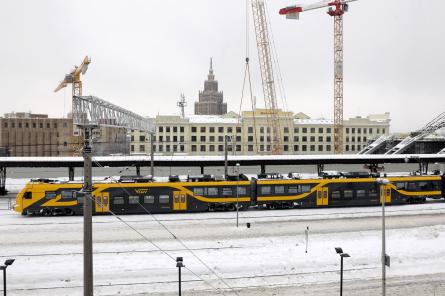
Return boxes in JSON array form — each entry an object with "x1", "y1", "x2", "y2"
[{"x1": 194, "y1": 58, "x2": 227, "y2": 115}]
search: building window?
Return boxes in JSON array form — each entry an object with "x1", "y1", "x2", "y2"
[
  {"x1": 358, "y1": 128, "x2": 361, "y2": 133},
  {"x1": 166, "y1": 136, "x2": 170, "y2": 142},
  {"x1": 218, "y1": 145, "x2": 224, "y2": 152},
  {"x1": 284, "y1": 145, "x2": 288, "y2": 151},
  {"x1": 302, "y1": 145, "x2": 307, "y2": 151},
  {"x1": 326, "y1": 145, "x2": 331, "y2": 151},
  {"x1": 140, "y1": 145, "x2": 145, "y2": 152},
  {"x1": 228, "y1": 127, "x2": 233, "y2": 133},
  {"x1": 159, "y1": 126, "x2": 163, "y2": 132},
  {"x1": 180, "y1": 136, "x2": 184, "y2": 142},
  {"x1": 346, "y1": 137, "x2": 349, "y2": 142},
  {"x1": 248, "y1": 145, "x2": 253, "y2": 151},
  {"x1": 310, "y1": 145, "x2": 315, "y2": 151},
  {"x1": 358, "y1": 136, "x2": 361, "y2": 142},
  {"x1": 310, "y1": 128, "x2": 315, "y2": 133},
  {"x1": 200, "y1": 136, "x2": 206, "y2": 142},
  {"x1": 260, "y1": 144, "x2": 264, "y2": 151},
  {"x1": 326, "y1": 136, "x2": 331, "y2": 142},
  {"x1": 166, "y1": 145, "x2": 170, "y2": 152},
  {"x1": 283, "y1": 136, "x2": 289, "y2": 142},
  {"x1": 25, "y1": 122, "x2": 29, "y2": 128},
  {"x1": 283, "y1": 127, "x2": 289, "y2": 133},
  {"x1": 346, "y1": 145, "x2": 349, "y2": 151},
  {"x1": 131, "y1": 145, "x2": 134, "y2": 152},
  {"x1": 260, "y1": 127, "x2": 264, "y2": 133},
  {"x1": 293, "y1": 145, "x2": 299, "y2": 151},
  {"x1": 180, "y1": 126, "x2": 184, "y2": 133},
  {"x1": 346, "y1": 128, "x2": 350, "y2": 133},
  {"x1": 363, "y1": 128, "x2": 367, "y2": 134},
  {"x1": 191, "y1": 126, "x2": 197, "y2": 133},
  {"x1": 352, "y1": 128, "x2": 355, "y2": 133},
  {"x1": 352, "y1": 136, "x2": 355, "y2": 142},
  {"x1": 191, "y1": 136, "x2": 197, "y2": 142},
  {"x1": 173, "y1": 145, "x2": 177, "y2": 152},
  {"x1": 319, "y1": 128, "x2": 323, "y2": 133},
  {"x1": 236, "y1": 136, "x2": 241, "y2": 142},
  {"x1": 302, "y1": 128, "x2": 307, "y2": 133},
  {"x1": 218, "y1": 127, "x2": 224, "y2": 133},
  {"x1": 200, "y1": 145, "x2": 206, "y2": 152},
  {"x1": 236, "y1": 127, "x2": 241, "y2": 133},
  {"x1": 382, "y1": 128, "x2": 385, "y2": 134},
  {"x1": 173, "y1": 126, "x2": 177, "y2": 132},
  {"x1": 173, "y1": 136, "x2": 178, "y2": 142},
  {"x1": 318, "y1": 136, "x2": 323, "y2": 142},
  {"x1": 209, "y1": 136, "x2": 215, "y2": 142},
  {"x1": 294, "y1": 127, "x2": 299, "y2": 133},
  {"x1": 209, "y1": 127, "x2": 215, "y2": 133},
  {"x1": 294, "y1": 136, "x2": 299, "y2": 142},
  {"x1": 236, "y1": 145, "x2": 241, "y2": 151},
  {"x1": 351, "y1": 145, "x2": 355, "y2": 151},
  {"x1": 310, "y1": 136, "x2": 315, "y2": 142},
  {"x1": 318, "y1": 145, "x2": 323, "y2": 151},
  {"x1": 327, "y1": 128, "x2": 331, "y2": 133},
  {"x1": 3, "y1": 122, "x2": 8, "y2": 128},
  {"x1": 140, "y1": 135, "x2": 145, "y2": 141},
  {"x1": 302, "y1": 136, "x2": 307, "y2": 142},
  {"x1": 200, "y1": 127, "x2": 206, "y2": 133},
  {"x1": 248, "y1": 126, "x2": 254, "y2": 133},
  {"x1": 218, "y1": 136, "x2": 224, "y2": 142},
  {"x1": 166, "y1": 126, "x2": 170, "y2": 132},
  {"x1": 248, "y1": 136, "x2": 253, "y2": 142},
  {"x1": 159, "y1": 145, "x2": 163, "y2": 152},
  {"x1": 180, "y1": 145, "x2": 185, "y2": 152},
  {"x1": 18, "y1": 122, "x2": 22, "y2": 128},
  {"x1": 363, "y1": 136, "x2": 367, "y2": 142},
  {"x1": 191, "y1": 145, "x2": 197, "y2": 152},
  {"x1": 209, "y1": 145, "x2": 215, "y2": 152},
  {"x1": 33, "y1": 122, "x2": 37, "y2": 128}
]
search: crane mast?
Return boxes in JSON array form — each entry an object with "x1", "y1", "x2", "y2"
[
  {"x1": 251, "y1": 0, "x2": 282, "y2": 154},
  {"x1": 279, "y1": 0, "x2": 358, "y2": 154}
]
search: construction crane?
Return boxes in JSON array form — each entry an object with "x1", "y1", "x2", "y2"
[
  {"x1": 54, "y1": 56, "x2": 91, "y2": 152},
  {"x1": 279, "y1": 0, "x2": 358, "y2": 154},
  {"x1": 251, "y1": 0, "x2": 283, "y2": 154}
]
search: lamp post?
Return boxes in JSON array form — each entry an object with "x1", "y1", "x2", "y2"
[
  {"x1": 236, "y1": 163, "x2": 240, "y2": 228},
  {"x1": 176, "y1": 257, "x2": 184, "y2": 296},
  {"x1": 1, "y1": 259, "x2": 15, "y2": 296},
  {"x1": 335, "y1": 248, "x2": 350, "y2": 296},
  {"x1": 376, "y1": 177, "x2": 390, "y2": 296}
]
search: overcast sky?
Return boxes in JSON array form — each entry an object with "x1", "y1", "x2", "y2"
[{"x1": 1, "y1": 0, "x2": 444, "y2": 132}]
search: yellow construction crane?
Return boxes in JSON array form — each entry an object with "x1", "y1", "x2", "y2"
[{"x1": 54, "y1": 55, "x2": 91, "y2": 98}]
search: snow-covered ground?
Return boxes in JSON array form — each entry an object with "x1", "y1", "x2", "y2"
[{"x1": 1, "y1": 197, "x2": 445, "y2": 296}]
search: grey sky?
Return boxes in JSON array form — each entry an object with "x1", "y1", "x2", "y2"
[{"x1": 1, "y1": 0, "x2": 444, "y2": 132}]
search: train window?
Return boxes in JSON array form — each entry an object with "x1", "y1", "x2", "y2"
[
  {"x1": 356, "y1": 190, "x2": 366, "y2": 198},
  {"x1": 144, "y1": 195, "x2": 155, "y2": 204},
  {"x1": 432, "y1": 182, "x2": 440, "y2": 191},
  {"x1": 395, "y1": 182, "x2": 406, "y2": 189},
  {"x1": 61, "y1": 191, "x2": 74, "y2": 199},
  {"x1": 407, "y1": 183, "x2": 417, "y2": 191},
  {"x1": 208, "y1": 188, "x2": 218, "y2": 196},
  {"x1": 344, "y1": 190, "x2": 353, "y2": 199},
  {"x1": 288, "y1": 186, "x2": 300, "y2": 194},
  {"x1": 24, "y1": 191, "x2": 32, "y2": 199},
  {"x1": 274, "y1": 186, "x2": 285, "y2": 194},
  {"x1": 129, "y1": 196, "x2": 140, "y2": 204},
  {"x1": 159, "y1": 195, "x2": 170, "y2": 204},
  {"x1": 113, "y1": 197, "x2": 125, "y2": 205},
  {"x1": 331, "y1": 191, "x2": 341, "y2": 199},
  {"x1": 369, "y1": 188, "x2": 378, "y2": 197},
  {"x1": 261, "y1": 186, "x2": 271, "y2": 194},
  {"x1": 45, "y1": 191, "x2": 57, "y2": 199},
  {"x1": 237, "y1": 187, "x2": 247, "y2": 195},
  {"x1": 300, "y1": 185, "x2": 311, "y2": 193},
  {"x1": 193, "y1": 188, "x2": 204, "y2": 195},
  {"x1": 77, "y1": 197, "x2": 84, "y2": 204},
  {"x1": 222, "y1": 188, "x2": 233, "y2": 196}
]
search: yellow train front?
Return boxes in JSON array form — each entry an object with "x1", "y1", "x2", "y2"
[
  {"x1": 13, "y1": 174, "x2": 444, "y2": 216},
  {"x1": 14, "y1": 177, "x2": 252, "y2": 216}
]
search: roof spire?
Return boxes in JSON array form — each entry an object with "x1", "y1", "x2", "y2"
[{"x1": 208, "y1": 57, "x2": 215, "y2": 80}]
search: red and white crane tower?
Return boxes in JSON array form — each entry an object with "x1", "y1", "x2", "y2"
[{"x1": 279, "y1": 0, "x2": 358, "y2": 154}]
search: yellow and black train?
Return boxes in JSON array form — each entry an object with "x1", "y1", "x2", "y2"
[{"x1": 14, "y1": 173, "x2": 445, "y2": 216}]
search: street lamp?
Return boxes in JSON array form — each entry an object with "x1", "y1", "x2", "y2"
[
  {"x1": 376, "y1": 177, "x2": 391, "y2": 296},
  {"x1": 176, "y1": 257, "x2": 184, "y2": 296},
  {"x1": 1, "y1": 259, "x2": 15, "y2": 296},
  {"x1": 236, "y1": 163, "x2": 240, "y2": 228},
  {"x1": 335, "y1": 248, "x2": 350, "y2": 296}
]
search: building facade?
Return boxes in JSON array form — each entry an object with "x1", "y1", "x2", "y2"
[
  {"x1": 194, "y1": 59, "x2": 227, "y2": 115},
  {"x1": 0, "y1": 112, "x2": 130, "y2": 156},
  {"x1": 130, "y1": 110, "x2": 391, "y2": 155}
]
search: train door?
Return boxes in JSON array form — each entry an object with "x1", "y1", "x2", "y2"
[
  {"x1": 380, "y1": 185, "x2": 391, "y2": 204},
  {"x1": 316, "y1": 187, "x2": 329, "y2": 206},
  {"x1": 95, "y1": 192, "x2": 110, "y2": 213},
  {"x1": 173, "y1": 191, "x2": 187, "y2": 211}
]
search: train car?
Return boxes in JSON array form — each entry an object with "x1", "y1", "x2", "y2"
[
  {"x1": 13, "y1": 174, "x2": 444, "y2": 216},
  {"x1": 14, "y1": 177, "x2": 252, "y2": 216}
]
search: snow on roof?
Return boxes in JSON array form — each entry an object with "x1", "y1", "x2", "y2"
[
  {"x1": 187, "y1": 115, "x2": 240, "y2": 124},
  {"x1": 294, "y1": 118, "x2": 334, "y2": 125}
]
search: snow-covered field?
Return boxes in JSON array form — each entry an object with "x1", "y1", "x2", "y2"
[{"x1": 1, "y1": 196, "x2": 445, "y2": 296}]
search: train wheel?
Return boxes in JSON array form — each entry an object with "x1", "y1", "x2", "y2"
[{"x1": 65, "y1": 208, "x2": 75, "y2": 216}]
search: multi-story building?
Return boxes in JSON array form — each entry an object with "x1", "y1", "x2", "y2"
[
  {"x1": 0, "y1": 112, "x2": 130, "y2": 156},
  {"x1": 130, "y1": 110, "x2": 391, "y2": 155},
  {"x1": 194, "y1": 59, "x2": 227, "y2": 115},
  {"x1": 0, "y1": 112, "x2": 75, "y2": 156}
]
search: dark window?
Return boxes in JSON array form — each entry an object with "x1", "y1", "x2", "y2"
[
  {"x1": 180, "y1": 126, "x2": 184, "y2": 132},
  {"x1": 331, "y1": 191, "x2": 341, "y2": 199},
  {"x1": 191, "y1": 136, "x2": 197, "y2": 142},
  {"x1": 283, "y1": 136, "x2": 289, "y2": 142},
  {"x1": 319, "y1": 128, "x2": 323, "y2": 133},
  {"x1": 302, "y1": 145, "x2": 307, "y2": 151},
  {"x1": 200, "y1": 136, "x2": 206, "y2": 142},
  {"x1": 25, "y1": 122, "x2": 29, "y2": 128},
  {"x1": 326, "y1": 136, "x2": 331, "y2": 142},
  {"x1": 310, "y1": 145, "x2": 315, "y2": 151},
  {"x1": 248, "y1": 145, "x2": 253, "y2": 151},
  {"x1": 140, "y1": 135, "x2": 145, "y2": 141},
  {"x1": 318, "y1": 136, "x2": 323, "y2": 142},
  {"x1": 344, "y1": 190, "x2": 353, "y2": 199},
  {"x1": 318, "y1": 145, "x2": 323, "y2": 151},
  {"x1": 191, "y1": 145, "x2": 197, "y2": 152},
  {"x1": 294, "y1": 127, "x2": 299, "y2": 133},
  {"x1": 218, "y1": 145, "x2": 224, "y2": 152},
  {"x1": 191, "y1": 126, "x2": 197, "y2": 133},
  {"x1": 218, "y1": 136, "x2": 224, "y2": 142},
  {"x1": 24, "y1": 191, "x2": 32, "y2": 199},
  {"x1": 248, "y1": 136, "x2": 253, "y2": 142},
  {"x1": 166, "y1": 126, "x2": 170, "y2": 132},
  {"x1": 209, "y1": 136, "x2": 215, "y2": 142},
  {"x1": 302, "y1": 128, "x2": 307, "y2": 133},
  {"x1": 159, "y1": 195, "x2": 170, "y2": 204},
  {"x1": 302, "y1": 136, "x2": 307, "y2": 142},
  {"x1": 327, "y1": 128, "x2": 331, "y2": 133},
  {"x1": 209, "y1": 145, "x2": 215, "y2": 152},
  {"x1": 173, "y1": 126, "x2": 177, "y2": 132},
  {"x1": 293, "y1": 145, "x2": 299, "y2": 151},
  {"x1": 159, "y1": 126, "x2": 163, "y2": 132},
  {"x1": 310, "y1": 136, "x2": 315, "y2": 142},
  {"x1": 18, "y1": 122, "x2": 22, "y2": 128},
  {"x1": 326, "y1": 145, "x2": 331, "y2": 151},
  {"x1": 283, "y1": 127, "x2": 289, "y2": 133},
  {"x1": 356, "y1": 190, "x2": 366, "y2": 198},
  {"x1": 200, "y1": 145, "x2": 206, "y2": 152},
  {"x1": 209, "y1": 127, "x2": 215, "y2": 133},
  {"x1": 218, "y1": 127, "x2": 224, "y2": 133},
  {"x1": 248, "y1": 126, "x2": 254, "y2": 133},
  {"x1": 228, "y1": 127, "x2": 233, "y2": 133},
  {"x1": 284, "y1": 145, "x2": 289, "y2": 151},
  {"x1": 310, "y1": 128, "x2": 315, "y2": 133},
  {"x1": 236, "y1": 127, "x2": 241, "y2": 133},
  {"x1": 113, "y1": 197, "x2": 125, "y2": 205},
  {"x1": 200, "y1": 127, "x2": 206, "y2": 133},
  {"x1": 139, "y1": 145, "x2": 145, "y2": 152}
]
